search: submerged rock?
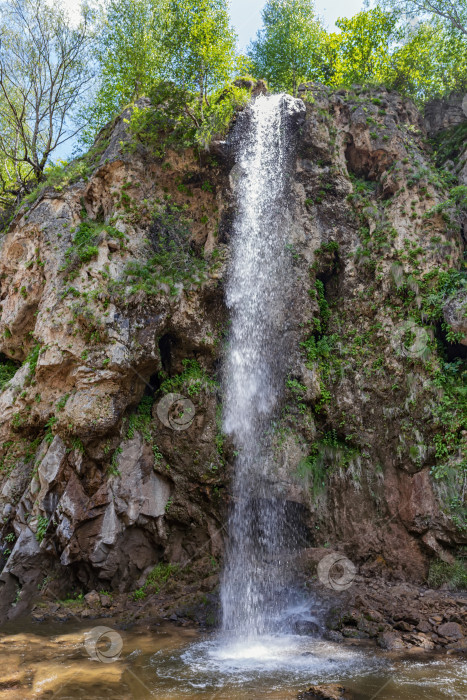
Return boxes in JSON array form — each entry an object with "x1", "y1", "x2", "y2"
[{"x1": 297, "y1": 684, "x2": 351, "y2": 700}]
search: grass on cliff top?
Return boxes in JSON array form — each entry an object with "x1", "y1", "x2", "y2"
[
  {"x1": 127, "y1": 81, "x2": 250, "y2": 157},
  {"x1": 427, "y1": 558, "x2": 467, "y2": 590}
]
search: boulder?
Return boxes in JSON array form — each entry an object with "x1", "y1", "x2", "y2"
[{"x1": 297, "y1": 684, "x2": 351, "y2": 700}]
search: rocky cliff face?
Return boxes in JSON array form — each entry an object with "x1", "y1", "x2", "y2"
[{"x1": 0, "y1": 85, "x2": 465, "y2": 623}]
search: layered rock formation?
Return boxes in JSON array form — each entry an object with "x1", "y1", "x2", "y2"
[{"x1": 0, "y1": 84, "x2": 465, "y2": 624}]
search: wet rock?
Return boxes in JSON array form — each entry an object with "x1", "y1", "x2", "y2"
[
  {"x1": 394, "y1": 620, "x2": 413, "y2": 632},
  {"x1": 84, "y1": 590, "x2": 100, "y2": 607},
  {"x1": 293, "y1": 620, "x2": 320, "y2": 636},
  {"x1": 378, "y1": 631, "x2": 406, "y2": 651},
  {"x1": 100, "y1": 594, "x2": 112, "y2": 608},
  {"x1": 297, "y1": 683, "x2": 351, "y2": 699},
  {"x1": 417, "y1": 620, "x2": 433, "y2": 633},
  {"x1": 323, "y1": 630, "x2": 344, "y2": 643},
  {"x1": 437, "y1": 622, "x2": 464, "y2": 640}
]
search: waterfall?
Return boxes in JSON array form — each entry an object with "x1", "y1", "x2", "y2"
[{"x1": 221, "y1": 93, "x2": 306, "y2": 638}]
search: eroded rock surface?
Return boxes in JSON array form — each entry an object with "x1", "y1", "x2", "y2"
[{"x1": 0, "y1": 84, "x2": 466, "y2": 628}]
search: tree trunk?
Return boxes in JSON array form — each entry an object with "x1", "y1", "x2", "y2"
[{"x1": 199, "y1": 62, "x2": 204, "y2": 121}]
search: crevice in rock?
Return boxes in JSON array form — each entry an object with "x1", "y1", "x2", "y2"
[
  {"x1": 158, "y1": 333, "x2": 178, "y2": 375},
  {"x1": 435, "y1": 322, "x2": 467, "y2": 362},
  {"x1": 144, "y1": 371, "x2": 162, "y2": 395}
]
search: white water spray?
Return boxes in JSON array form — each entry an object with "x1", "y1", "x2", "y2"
[{"x1": 221, "y1": 93, "x2": 306, "y2": 638}]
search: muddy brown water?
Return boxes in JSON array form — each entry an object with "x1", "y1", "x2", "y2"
[{"x1": 0, "y1": 619, "x2": 465, "y2": 699}]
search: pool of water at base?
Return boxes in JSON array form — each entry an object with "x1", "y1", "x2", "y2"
[{"x1": 0, "y1": 619, "x2": 465, "y2": 699}]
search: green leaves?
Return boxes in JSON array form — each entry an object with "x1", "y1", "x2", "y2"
[
  {"x1": 165, "y1": 0, "x2": 238, "y2": 107},
  {"x1": 85, "y1": 0, "x2": 239, "y2": 144},
  {"x1": 325, "y1": 8, "x2": 467, "y2": 103},
  {"x1": 247, "y1": 1, "x2": 467, "y2": 103},
  {"x1": 329, "y1": 8, "x2": 401, "y2": 88},
  {"x1": 249, "y1": 0, "x2": 325, "y2": 95}
]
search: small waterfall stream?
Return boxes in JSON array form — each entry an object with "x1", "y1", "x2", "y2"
[{"x1": 221, "y1": 93, "x2": 306, "y2": 638}]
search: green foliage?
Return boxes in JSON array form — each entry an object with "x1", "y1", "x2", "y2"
[
  {"x1": 121, "y1": 203, "x2": 207, "y2": 296},
  {"x1": 328, "y1": 8, "x2": 400, "y2": 88},
  {"x1": 86, "y1": 0, "x2": 240, "y2": 144},
  {"x1": 0, "y1": 356, "x2": 18, "y2": 390},
  {"x1": 132, "y1": 587, "x2": 146, "y2": 600},
  {"x1": 62, "y1": 217, "x2": 125, "y2": 276},
  {"x1": 430, "y1": 359, "x2": 467, "y2": 487},
  {"x1": 22, "y1": 131, "x2": 112, "y2": 207},
  {"x1": 427, "y1": 558, "x2": 467, "y2": 590},
  {"x1": 81, "y1": 0, "x2": 169, "y2": 145},
  {"x1": 297, "y1": 430, "x2": 359, "y2": 496},
  {"x1": 58, "y1": 591, "x2": 85, "y2": 606},
  {"x1": 125, "y1": 395, "x2": 165, "y2": 469},
  {"x1": 249, "y1": 0, "x2": 325, "y2": 95},
  {"x1": 109, "y1": 447, "x2": 122, "y2": 476},
  {"x1": 420, "y1": 269, "x2": 467, "y2": 324},
  {"x1": 24, "y1": 343, "x2": 41, "y2": 379},
  {"x1": 160, "y1": 359, "x2": 217, "y2": 396},
  {"x1": 35, "y1": 515, "x2": 49, "y2": 543},
  {"x1": 286, "y1": 377, "x2": 307, "y2": 414},
  {"x1": 147, "y1": 562, "x2": 179, "y2": 586},
  {"x1": 431, "y1": 122, "x2": 467, "y2": 167},
  {"x1": 314, "y1": 279, "x2": 331, "y2": 332},
  {"x1": 165, "y1": 0, "x2": 238, "y2": 108},
  {"x1": 128, "y1": 82, "x2": 197, "y2": 157},
  {"x1": 301, "y1": 334, "x2": 337, "y2": 366},
  {"x1": 66, "y1": 221, "x2": 99, "y2": 266},
  {"x1": 127, "y1": 395, "x2": 154, "y2": 442},
  {"x1": 132, "y1": 562, "x2": 179, "y2": 600},
  {"x1": 321, "y1": 7, "x2": 467, "y2": 102},
  {"x1": 194, "y1": 85, "x2": 250, "y2": 149},
  {"x1": 44, "y1": 416, "x2": 58, "y2": 445},
  {"x1": 128, "y1": 81, "x2": 249, "y2": 156}
]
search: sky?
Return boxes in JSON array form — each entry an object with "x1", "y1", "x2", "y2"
[{"x1": 231, "y1": 0, "x2": 365, "y2": 49}]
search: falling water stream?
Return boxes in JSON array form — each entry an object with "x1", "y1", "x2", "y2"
[{"x1": 221, "y1": 93, "x2": 306, "y2": 638}]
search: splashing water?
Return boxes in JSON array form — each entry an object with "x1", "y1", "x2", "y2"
[{"x1": 221, "y1": 93, "x2": 306, "y2": 638}]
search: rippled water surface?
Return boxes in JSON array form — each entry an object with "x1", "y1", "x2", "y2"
[{"x1": 0, "y1": 620, "x2": 465, "y2": 699}]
